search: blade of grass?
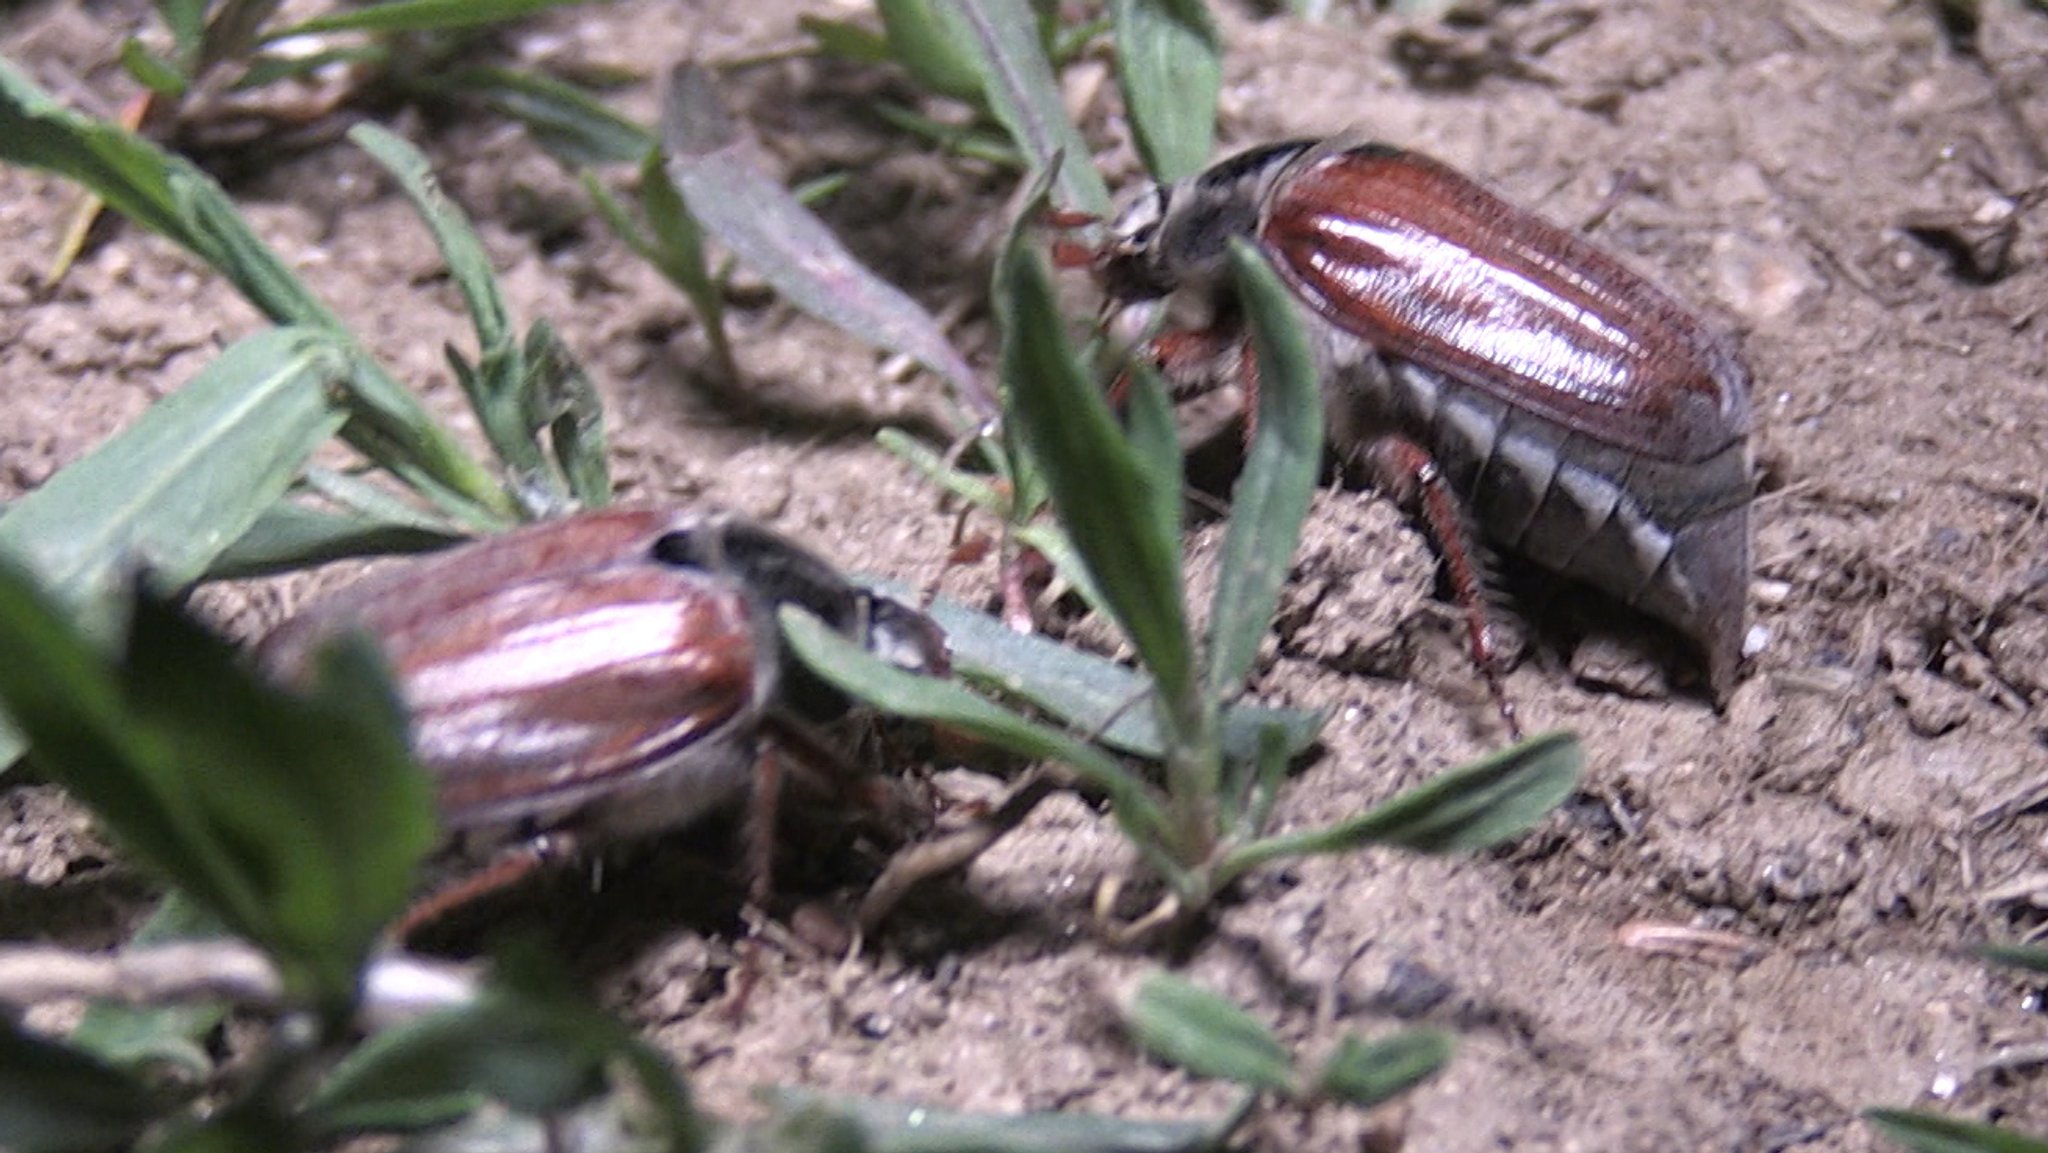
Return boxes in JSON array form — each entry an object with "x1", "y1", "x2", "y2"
[
  {"x1": 0, "y1": 60, "x2": 515, "y2": 521},
  {"x1": 902, "y1": 586, "x2": 1323, "y2": 764},
  {"x1": 207, "y1": 500, "x2": 465, "y2": 579},
  {"x1": 270, "y1": 0, "x2": 590, "y2": 38},
  {"x1": 0, "y1": 326, "x2": 349, "y2": 639},
  {"x1": 660, "y1": 63, "x2": 992, "y2": 422},
  {"x1": 1310, "y1": 1030, "x2": 1452, "y2": 1109},
  {"x1": 0, "y1": 1018, "x2": 160, "y2": 1153},
  {"x1": 0, "y1": 569, "x2": 438, "y2": 1015},
  {"x1": 997, "y1": 236, "x2": 1194, "y2": 706},
  {"x1": 1110, "y1": 0, "x2": 1221, "y2": 182},
  {"x1": 420, "y1": 66, "x2": 652, "y2": 169},
  {"x1": 1219, "y1": 731, "x2": 1582, "y2": 877},
  {"x1": 352, "y1": 123, "x2": 604, "y2": 515},
  {"x1": 954, "y1": 0, "x2": 1112, "y2": 215},
  {"x1": 1864, "y1": 1110, "x2": 2048, "y2": 1153},
  {"x1": 779, "y1": 608, "x2": 1176, "y2": 867},
  {"x1": 877, "y1": 0, "x2": 989, "y2": 101},
  {"x1": 1205, "y1": 240, "x2": 1322, "y2": 700},
  {"x1": 760, "y1": 1088, "x2": 1229, "y2": 1153},
  {"x1": 1980, "y1": 943, "x2": 2048, "y2": 974},
  {"x1": 1122, "y1": 974, "x2": 1294, "y2": 1093}
]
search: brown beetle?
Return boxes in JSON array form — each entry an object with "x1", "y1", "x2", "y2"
[
  {"x1": 1076, "y1": 139, "x2": 1754, "y2": 714},
  {"x1": 259, "y1": 507, "x2": 949, "y2": 934}
]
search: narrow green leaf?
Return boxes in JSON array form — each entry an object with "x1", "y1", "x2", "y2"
[
  {"x1": 1110, "y1": 0, "x2": 1220, "y2": 181},
  {"x1": 1222, "y1": 731, "x2": 1581, "y2": 873},
  {"x1": 0, "y1": 57, "x2": 187, "y2": 238},
  {"x1": 424, "y1": 66, "x2": 653, "y2": 169},
  {"x1": 206, "y1": 500, "x2": 464, "y2": 580},
  {"x1": 1122, "y1": 366, "x2": 1188, "y2": 605},
  {"x1": 1980, "y1": 944, "x2": 2048, "y2": 975},
  {"x1": 618, "y1": 148, "x2": 735, "y2": 376},
  {"x1": 0, "y1": 61, "x2": 514, "y2": 522},
  {"x1": 954, "y1": 0, "x2": 1113, "y2": 215},
  {"x1": 1864, "y1": 1110, "x2": 2048, "y2": 1153},
  {"x1": 193, "y1": 0, "x2": 284, "y2": 79},
  {"x1": 1205, "y1": 241, "x2": 1322, "y2": 699},
  {"x1": 779, "y1": 608, "x2": 1174, "y2": 860},
  {"x1": 270, "y1": 0, "x2": 588, "y2": 37},
  {"x1": 0, "y1": 1018, "x2": 161, "y2": 1153},
  {"x1": 1311, "y1": 1030, "x2": 1452, "y2": 1109},
  {"x1": 306, "y1": 948, "x2": 704, "y2": 1144},
  {"x1": 119, "y1": 39, "x2": 190, "y2": 96},
  {"x1": 1123, "y1": 974, "x2": 1293, "y2": 1093},
  {"x1": 0, "y1": 568, "x2": 437, "y2": 1014},
  {"x1": 0, "y1": 326, "x2": 348, "y2": 639},
  {"x1": 800, "y1": 16, "x2": 894, "y2": 66},
  {"x1": 69, "y1": 894, "x2": 235, "y2": 1080},
  {"x1": 660, "y1": 64, "x2": 992, "y2": 421},
  {"x1": 522, "y1": 321, "x2": 612, "y2": 508},
  {"x1": 997, "y1": 236, "x2": 1194, "y2": 705},
  {"x1": 157, "y1": 0, "x2": 211, "y2": 65},
  {"x1": 351, "y1": 123, "x2": 578, "y2": 514},
  {"x1": 761, "y1": 1088, "x2": 1228, "y2": 1153},
  {"x1": 878, "y1": 0, "x2": 989, "y2": 101},
  {"x1": 350, "y1": 124, "x2": 509, "y2": 357},
  {"x1": 906, "y1": 587, "x2": 1324, "y2": 766}
]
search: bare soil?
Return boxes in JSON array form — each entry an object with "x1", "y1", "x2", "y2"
[{"x1": 5, "y1": 1, "x2": 2048, "y2": 1150}]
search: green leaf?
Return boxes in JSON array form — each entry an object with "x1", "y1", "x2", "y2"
[
  {"x1": 425, "y1": 65, "x2": 653, "y2": 169},
  {"x1": 1864, "y1": 1110, "x2": 2048, "y2": 1153},
  {"x1": 0, "y1": 326, "x2": 348, "y2": 639},
  {"x1": 206, "y1": 499, "x2": 465, "y2": 580},
  {"x1": 953, "y1": 0, "x2": 1113, "y2": 215},
  {"x1": 877, "y1": 0, "x2": 989, "y2": 101},
  {"x1": 0, "y1": 568, "x2": 437, "y2": 1015},
  {"x1": 1222, "y1": 731, "x2": 1581, "y2": 874},
  {"x1": 305, "y1": 948, "x2": 704, "y2": 1143},
  {"x1": 1123, "y1": 974, "x2": 1293, "y2": 1093},
  {"x1": 1310, "y1": 1030, "x2": 1452, "y2": 1109},
  {"x1": 0, "y1": 1018, "x2": 161, "y2": 1153},
  {"x1": 1980, "y1": 943, "x2": 2048, "y2": 975},
  {"x1": 521, "y1": 321, "x2": 612, "y2": 509},
  {"x1": 157, "y1": 0, "x2": 211, "y2": 65},
  {"x1": 1205, "y1": 240, "x2": 1323, "y2": 700},
  {"x1": 0, "y1": 60, "x2": 515, "y2": 523},
  {"x1": 800, "y1": 16, "x2": 894, "y2": 66},
  {"x1": 270, "y1": 0, "x2": 590, "y2": 37},
  {"x1": 760, "y1": 1088, "x2": 1229, "y2": 1153},
  {"x1": 1110, "y1": 0, "x2": 1220, "y2": 181},
  {"x1": 584, "y1": 150, "x2": 735, "y2": 378},
  {"x1": 907, "y1": 587, "x2": 1323, "y2": 766},
  {"x1": 996, "y1": 236, "x2": 1193, "y2": 706},
  {"x1": 351, "y1": 122, "x2": 584, "y2": 516},
  {"x1": 659, "y1": 64, "x2": 993, "y2": 422},
  {"x1": 69, "y1": 894, "x2": 236, "y2": 1081},
  {"x1": 119, "y1": 39, "x2": 190, "y2": 96},
  {"x1": 778, "y1": 607, "x2": 1175, "y2": 864}
]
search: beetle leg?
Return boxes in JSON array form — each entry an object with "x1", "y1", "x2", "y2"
[
  {"x1": 1365, "y1": 435, "x2": 1524, "y2": 740},
  {"x1": 393, "y1": 833, "x2": 580, "y2": 942}
]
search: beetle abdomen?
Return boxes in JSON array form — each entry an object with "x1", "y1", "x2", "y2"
[{"x1": 1323, "y1": 327, "x2": 1748, "y2": 696}]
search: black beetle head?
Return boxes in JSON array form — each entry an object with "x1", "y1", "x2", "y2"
[{"x1": 1098, "y1": 139, "x2": 1319, "y2": 303}]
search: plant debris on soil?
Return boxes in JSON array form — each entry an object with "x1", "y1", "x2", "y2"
[{"x1": 3, "y1": 1, "x2": 2047, "y2": 1150}]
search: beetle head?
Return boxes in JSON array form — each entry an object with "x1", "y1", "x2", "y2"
[
  {"x1": 650, "y1": 518, "x2": 950, "y2": 721},
  {"x1": 1097, "y1": 139, "x2": 1319, "y2": 304}
]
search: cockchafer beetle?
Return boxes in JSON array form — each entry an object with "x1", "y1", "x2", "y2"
[
  {"x1": 1065, "y1": 138, "x2": 1754, "y2": 718},
  {"x1": 258, "y1": 506, "x2": 949, "y2": 937}
]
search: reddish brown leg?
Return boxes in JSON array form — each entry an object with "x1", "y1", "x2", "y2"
[
  {"x1": 1366, "y1": 436, "x2": 1523, "y2": 740},
  {"x1": 393, "y1": 835, "x2": 576, "y2": 942}
]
